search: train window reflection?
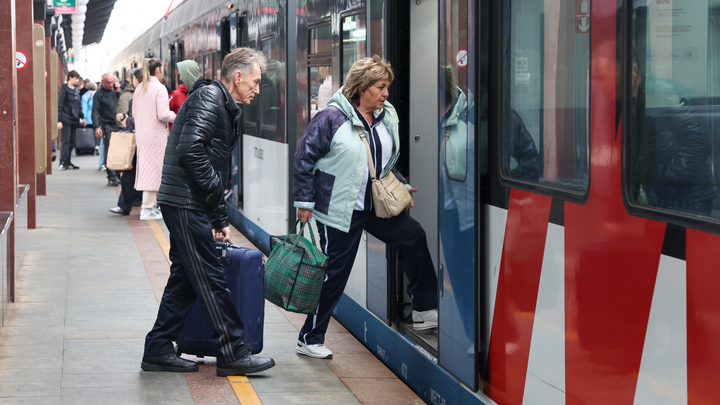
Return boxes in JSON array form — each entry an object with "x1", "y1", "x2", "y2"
[
  {"x1": 342, "y1": 13, "x2": 367, "y2": 82},
  {"x1": 501, "y1": 0, "x2": 590, "y2": 195},
  {"x1": 310, "y1": 24, "x2": 332, "y2": 55},
  {"x1": 627, "y1": 3, "x2": 720, "y2": 218},
  {"x1": 310, "y1": 66, "x2": 332, "y2": 119}
]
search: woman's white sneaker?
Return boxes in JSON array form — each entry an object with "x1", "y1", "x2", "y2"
[
  {"x1": 412, "y1": 309, "x2": 438, "y2": 330},
  {"x1": 140, "y1": 207, "x2": 163, "y2": 221},
  {"x1": 296, "y1": 340, "x2": 333, "y2": 359}
]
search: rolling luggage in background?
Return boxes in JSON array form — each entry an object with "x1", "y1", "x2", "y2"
[
  {"x1": 75, "y1": 127, "x2": 96, "y2": 155},
  {"x1": 175, "y1": 243, "x2": 265, "y2": 356}
]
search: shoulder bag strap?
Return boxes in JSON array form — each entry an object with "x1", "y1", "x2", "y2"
[{"x1": 355, "y1": 127, "x2": 377, "y2": 180}]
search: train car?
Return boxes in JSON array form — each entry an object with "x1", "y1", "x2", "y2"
[{"x1": 111, "y1": 1, "x2": 720, "y2": 404}]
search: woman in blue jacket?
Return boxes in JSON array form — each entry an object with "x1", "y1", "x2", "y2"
[{"x1": 293, "y1": 56, "x2": 438, "y2": 359}]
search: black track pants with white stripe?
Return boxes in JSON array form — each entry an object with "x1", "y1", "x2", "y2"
[{"x1": 143, "y1": 205, "x2": 249, "y2": 362}]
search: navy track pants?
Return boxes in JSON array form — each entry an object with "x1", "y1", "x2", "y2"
[{"x1": 299, "y1": 209, "x2": 438, "y2": 345}]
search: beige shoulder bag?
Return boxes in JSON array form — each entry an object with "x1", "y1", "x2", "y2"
[{"x1": 356, "y1": 127, "x2": 412, "y2": 218}]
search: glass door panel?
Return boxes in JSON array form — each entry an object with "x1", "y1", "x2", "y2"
[{"x1": 438, "y1": 0, "x2": 477, "y2": 390}]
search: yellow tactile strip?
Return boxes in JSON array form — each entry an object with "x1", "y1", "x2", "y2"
[{"x1": 228, "y1": 376, "x2": 263, "y2": 404}]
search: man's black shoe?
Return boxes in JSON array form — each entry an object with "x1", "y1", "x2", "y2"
[
  {"x1": 216, "y1": 354, "x2": 275, "y2": 376},
  {"x1": 141, "y1": 352, "x2": 199, "y2": 373},
  {"x1": 68, "y1": 163, "x2": 80, "y2": 169},
  {"x1": 107, "y1": 180, "x2": 120, "y2": 187}
]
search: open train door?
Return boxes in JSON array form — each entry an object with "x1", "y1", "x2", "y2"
[{"x1": 407, "y1": 0, "x2": 481, "y2": 390}]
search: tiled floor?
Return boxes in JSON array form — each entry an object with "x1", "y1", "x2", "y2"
[{"x1": 0, "y1": 154, "x2": 423, "y2": 405}]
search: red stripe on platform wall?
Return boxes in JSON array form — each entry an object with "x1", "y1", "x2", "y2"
[
  {"x1": 484, "y1": 189, "x2": 551, "y2": 405},
  {"x1": 564, "y1": 3, "x2": 665, "y2": 404},
  {"x1": 686, "y1": 230, "x2": 720, "y2": 404}
]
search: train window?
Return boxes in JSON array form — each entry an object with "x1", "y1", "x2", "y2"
[
  {"x1": 203, "y1": 54, "x2": 212, "y2": 80},
  {"x1": 501, "y1": 0, "x2": 590, "y2": 198},
  {"x1": 310, "y1": 66, "x2": 333, "y2": 119},
  {"x1": 626, "y1": 2, "x2": 720, "y2": 221},
  {"x1": 260, "y1": 36, "x2": 281, "y2": 136},
  {"x1": 309, "y1": 24, "x2": 332, "y2": 55},
  {"x1": 341, "y1": 13, "x2": 367, "y2": 82},
  {"x1": 213, "y1": 51, "x2": 222, "y2": 81}
]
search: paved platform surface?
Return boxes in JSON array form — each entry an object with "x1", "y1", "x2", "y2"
[{"x1": 0, "y1": 155, "x2": 423, "y2": 405}]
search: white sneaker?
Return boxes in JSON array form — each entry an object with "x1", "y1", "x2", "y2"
[
  {"x1": 412, "y1": 309, "x2": 438, "y2": 330},
  {"x1": 108, "y1": 207, "x2": 124, "y2": 215},
  {"x1": 140, "y1": 207, "x2": 162, "y2": 221},
  {"x1": 296, "y1": 340, "x2": 333, "y2": 359}
]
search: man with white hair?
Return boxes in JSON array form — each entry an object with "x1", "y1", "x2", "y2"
[
  {"x1": 92, "y1": 72, "x2": 121, "y2": 186},
  {"x1": 141, "y1": 48, "x2": 275, "y2": 376}
]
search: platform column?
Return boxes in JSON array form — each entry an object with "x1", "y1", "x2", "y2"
[
  {"x1": 0, "y1": 0, "x2": 18, "y2": 311},
  {"x1": 16, "y1": 0, "x2": 36, "y2": 229}
]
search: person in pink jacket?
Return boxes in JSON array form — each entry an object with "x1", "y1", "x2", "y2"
[{"x1": 132, "y1": 59, "x2": 176, "y2": 220}]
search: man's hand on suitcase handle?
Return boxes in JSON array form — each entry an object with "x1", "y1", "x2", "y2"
[{"x1": 214, "y1": 227, "x2": 231, "y2": 242}]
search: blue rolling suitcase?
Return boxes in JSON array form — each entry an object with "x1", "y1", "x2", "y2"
[{"x1": 175, "y1": 243, "x2": 265, "y2": 356}]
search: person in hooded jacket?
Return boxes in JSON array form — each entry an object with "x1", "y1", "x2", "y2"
[
  {"x1": 168, "y1": 60, "x2": 200, "y2": 132},
  {"x1": 293, "y1": 56, "x2": 438, "y2": 359}
]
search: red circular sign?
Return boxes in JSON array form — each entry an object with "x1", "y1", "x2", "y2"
[
  {"x1": 456, "y1": 49, "x2": 468, "y2": 68},
  {"x1": 16, "y1": 51, "x2": 27, "y2": 70}
]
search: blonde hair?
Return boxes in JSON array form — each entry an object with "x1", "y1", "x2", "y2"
[
  {"x1": 221, "y1": 47, "x2": 267, "y2": 81},
  {"x1": 342, "y1": 55, "x2": 394, "y2": 105},
  {"x1": 140, "y1": 58, "x2": 162, "y2": 94}
]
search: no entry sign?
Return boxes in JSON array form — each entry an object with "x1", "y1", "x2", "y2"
[{"x1": 16, "y1": 51, "x2": 27, "y2": 70}]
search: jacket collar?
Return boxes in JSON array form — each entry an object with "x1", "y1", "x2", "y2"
[
  {"x1": 209, "y1": 80, "x2": 243, "y2": 127},
  {"x1": 328, "y1": 87, "x2": 396, "y2": 129}
]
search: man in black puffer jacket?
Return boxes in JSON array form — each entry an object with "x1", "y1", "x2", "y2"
[{"x1": 141, "y1": 48, "x2": 275, "y2": 377}]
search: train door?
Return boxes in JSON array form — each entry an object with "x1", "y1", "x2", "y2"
[
  {"x1": 438, "y1": 0, "x2": 478, "y2": 389},
  {"x1": 408, "y1": 0, "x2": 480, "y2": 390}
]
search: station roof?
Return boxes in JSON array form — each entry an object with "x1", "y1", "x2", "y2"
[{"x1": 61, "y1": 0, "x2": 118, "y2": 47}]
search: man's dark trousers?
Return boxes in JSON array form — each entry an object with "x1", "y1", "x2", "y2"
[
  {"x1": 59, "y1": 123, "x2": 77, "y2": 166},
  {"x1": 299, "y1": 209, "x2": 438, "y2": 345},
  {"x1": 116, "y1": 152, "x2": 137, "y2": 214},
  {"x1": 101, "y1": 122, "x2": 120, "y2": 181},
  {"x1": 144, "y1": 205, "x2": 249, "y2": 362}
]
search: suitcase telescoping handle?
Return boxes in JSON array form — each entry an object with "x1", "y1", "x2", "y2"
[{"x1": 214, "y1": 240, "x2": 240, "y2": 264}]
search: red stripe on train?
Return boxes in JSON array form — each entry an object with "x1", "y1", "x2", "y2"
[
  {"x1": 565, "y1": 2, "x2": 665, "y2": 404},
  {"x1": 484, "y1": 189, "x2": 551, "y2": 405}
]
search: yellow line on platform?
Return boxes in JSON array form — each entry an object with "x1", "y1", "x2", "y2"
[
  {"x1": 148, "y1": 220, "x2": 262, "y2": 404},
  {"x1": 147, "y1": 219, "x2": 171, "y2": 264},
  {"x1": 229, "y1": 377, "x2": 263, "y2": 405}
]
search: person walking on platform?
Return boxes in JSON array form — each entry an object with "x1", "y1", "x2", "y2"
[
  {"x1": 57, "y1": 70, "x2": 87, "y2": 170},
  {"x1": 109, "y1": 68, "x2": 143, "y2": 216},
  {"x1": 293, "y1": 56, "x2": 439, "y2": 359},
  {"x1": 141, "y1": 47, "x2": 275, "y2": 376},
  {"x1": 132, "y1": 58, "x2": 176, "y2": 221},
  {"x1": 81, "y1": 81, "x2": 98, "y2": 156},
  {"x1": 93, "y1": 72, "x2": 122, "y2": 186}
]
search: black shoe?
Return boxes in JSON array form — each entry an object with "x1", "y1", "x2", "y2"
[
  {"x1": 68, "y1": 163, "x2": 80, "y2": 169},
  {"x1": 107, "y1": 180, "x2": 120, "y2": 187},
  {"x1": 216, "y1": 354, "x2": 275, "y2": 376},
  {"x1": 52, "y1": 151, "x2": 56, "y2": 162},
  {"x1": 141, "y1": 352, "x2": 199, "y2": 373}
]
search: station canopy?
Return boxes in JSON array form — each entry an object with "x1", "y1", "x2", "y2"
[{"x1": 61, "y1": 0, "x2": 118, "y2": 47}]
